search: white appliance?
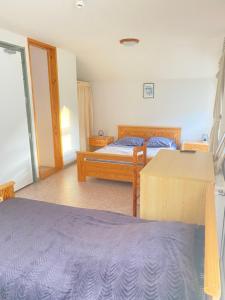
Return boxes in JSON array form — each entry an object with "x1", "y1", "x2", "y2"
[{"x1": 0, "y1": 44, "x2": 34, "y2": 190}]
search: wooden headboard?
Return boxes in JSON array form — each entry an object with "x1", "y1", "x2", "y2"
[{"x1": 118, "y1": 125, "x2": 181, "y2": 147}]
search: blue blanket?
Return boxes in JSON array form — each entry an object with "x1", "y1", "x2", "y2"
[{"x1": 0, "y1": 198, "x2": 204, "y2": 300}]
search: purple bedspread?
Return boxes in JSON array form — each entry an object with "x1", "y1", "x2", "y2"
[{"x1": 0, "y1": 198, "x2": 204, "y2": 300}]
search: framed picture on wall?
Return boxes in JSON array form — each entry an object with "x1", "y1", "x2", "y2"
[{"x1": 143, "y1": 83, "x2": 154, "y2": 99}]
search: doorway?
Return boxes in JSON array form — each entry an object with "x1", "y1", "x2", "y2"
[{"x1": 28, "y1": 38, "x2": 63, "y2": 179}]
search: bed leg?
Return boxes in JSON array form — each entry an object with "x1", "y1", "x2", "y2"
[
  {"x1": 78, "y1": 174, "x2": 86, "y2": 182},
  {"x1": 132, "y1": 169, "x2": 138, "y2": 217},
  {"x1": 76, "y1": 152, "x2": 86, "y2": 182}
]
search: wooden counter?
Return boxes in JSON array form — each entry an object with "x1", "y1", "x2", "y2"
[
  {"x1": 140, "y1": 150, "x2": 214, "y2": 224},
  {"x1": 140, "y1": 150, "x2": 221, "y2": 298}
]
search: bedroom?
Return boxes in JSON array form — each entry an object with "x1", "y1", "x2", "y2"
[{"x1": 0, "y1": 0, "x2": 224, "y2": 299}]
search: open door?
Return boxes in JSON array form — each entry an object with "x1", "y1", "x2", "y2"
[{"x1": 28, "y1": 38, "x2": 63, "y2": 179}]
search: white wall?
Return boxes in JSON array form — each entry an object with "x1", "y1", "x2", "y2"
[
  {"x1": 0, "y1": 28, "x2": 27, "y2": 47},
  {"x1": 57, "y1": 48, "x2": 80, "y2": 165},
  {"x1": 29, "y1": 46, "x2": 55, "y2": 167},
  {"x1": 92, "y1": 79, "x2": 216, "y2": 141}
]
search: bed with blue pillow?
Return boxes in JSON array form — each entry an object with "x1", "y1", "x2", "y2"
[
  {"x1": 96, "y1": 135, "x2": 177, "y2": 158},
  {"x1": 77, "y1": 125, "x2": 181, "y2": 183}
]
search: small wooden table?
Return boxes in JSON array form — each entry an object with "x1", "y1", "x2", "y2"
[
  {"x1": 182, "y1": 141, "x2": 209, "y2": 152},
  {"x1": 140, "y1": 150, "x2": 214, "y2": 224},
  {"x1": 89, "y1": 136, "x2": 114, "y2": 150}
]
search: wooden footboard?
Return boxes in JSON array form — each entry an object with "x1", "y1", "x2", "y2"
[
  {"x1": 0, "y1": 181, "x2": 15, "y2": 201},
  {"x1": 77, "y1": 151, "x2": 146, "y2": 182}
]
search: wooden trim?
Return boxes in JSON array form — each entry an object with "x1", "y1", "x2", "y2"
[
  {"x1": 28, "y1": 38, "x2": 63, "y2": 178},
  {"x1": 204, "y1": 183, "x2": 221, "y2": 299},
  {"x1": 118, "y1": 125, "x2": 181, "y2": 147},
  {"x1": 47, "y1": 47, "x2": 63, "y2": 170},
  {"x1": 132, "y1": 145, "x2": 147, "y2": 217},
  {"x1": 28, "y1": 38, "x2": 56, "y2": 50},
  {"x1": 0, "y1": 182, "x2": 15, "y2": 201}
]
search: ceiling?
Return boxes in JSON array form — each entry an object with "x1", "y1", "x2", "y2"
[{"x1": 0, "y1": 0, "x2": 224, "y2": 81}]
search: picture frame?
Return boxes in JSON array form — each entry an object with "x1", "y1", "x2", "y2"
[{"x1": 143, "y1": 83, "x2": 154, "y2": 99}]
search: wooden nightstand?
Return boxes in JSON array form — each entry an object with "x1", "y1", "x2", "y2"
[
  {"x1": 182, "y1": 141, "x2": 209, "y2": 152},
  {"x1": 89, "y1": 136, "x2": 114, "y2": 150}
]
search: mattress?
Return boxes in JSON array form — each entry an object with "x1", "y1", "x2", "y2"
[
  {"x1": 96, "y1": 144, "x2": 176, "y2": 158},
  {"x1": 90, "y1": 144, "x2": 176, "y2": 164},
  {"x1": 0, "y1": 198, "x2": 204, "y2": 300}
]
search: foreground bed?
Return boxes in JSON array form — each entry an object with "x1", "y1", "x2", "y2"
[
  {"x1": 77, "y1": 125, "x2": 181, "y2": 182},
  {"x1": 0, "y1": 182, "x2": 221, "y2": 300},
  {"x1": 0, "y1": 198, "x2": 204, "y2": 300}
]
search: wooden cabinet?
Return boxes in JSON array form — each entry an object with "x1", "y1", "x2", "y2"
[
  {"x1": 140, "y1": 150, "x2": 221, "y2": 298},
  {"x1": 182, "y1": 141, "x2": 209, "y2": 152},
  {"x1": 140, "y1": 150, "x2": 214, "y2": 224},
  {"x1": 89, "y1": 136, "x2": 114, "y2": 149}
]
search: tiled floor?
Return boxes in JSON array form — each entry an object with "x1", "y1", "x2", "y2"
[{"x1": 16, "y1": 163, "x2": 133, "y2": 215}]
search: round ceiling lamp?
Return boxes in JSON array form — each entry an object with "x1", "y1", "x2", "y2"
[
  {"x1": 76, "y1": 0, "x2": 85, "y2": 8},
  {"x1": 120, "y1": 38, "x2": 140, "y2": 47}
]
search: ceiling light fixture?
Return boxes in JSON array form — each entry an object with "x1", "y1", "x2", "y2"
[
  {"x1": 76, "y1": 0, "x2": 85, "y2": 8},
  {"x1": 120, "y1": 38, "x2": 140, "y2": 47}
]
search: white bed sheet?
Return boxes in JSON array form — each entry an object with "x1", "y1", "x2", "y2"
[{"x1": 95, "y1": 144, "x2": 176, "y2": 158}]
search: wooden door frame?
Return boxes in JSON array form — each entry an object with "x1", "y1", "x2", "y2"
[{"x1": 28, "y1": 38, "x2": 63, "y2": 178}]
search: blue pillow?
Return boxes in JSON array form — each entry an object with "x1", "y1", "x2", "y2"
[
  {"x1": 114, "y1": 136, "x2": 144, "y2": 146},
  {"x1": 147, "y1": 136, "x2": 176, "y2": 148}
]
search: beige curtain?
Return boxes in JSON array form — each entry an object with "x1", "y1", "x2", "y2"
[
  {"x1": 214, "y1": 134, "x2": 225, "y2": 173},
  {"x1": 77, "y1": 81, "x2": 93, "y2": 151},
  {"x1": 210, "y1": 39, "x2": 225, "y2": 162}
]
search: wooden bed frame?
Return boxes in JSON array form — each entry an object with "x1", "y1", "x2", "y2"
[
  {"x1": 132, "y1": 144, "x2": 147, "y2": 217},
  {"x1": 0, "y1": 181, "x2": 220, "y2": 299},
  {"x1": 77, "y1": 125, "x2": 181, "y2": 182},
  {"x1": 0, "y1": 181, "x2": 15, "y2": 202}
]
